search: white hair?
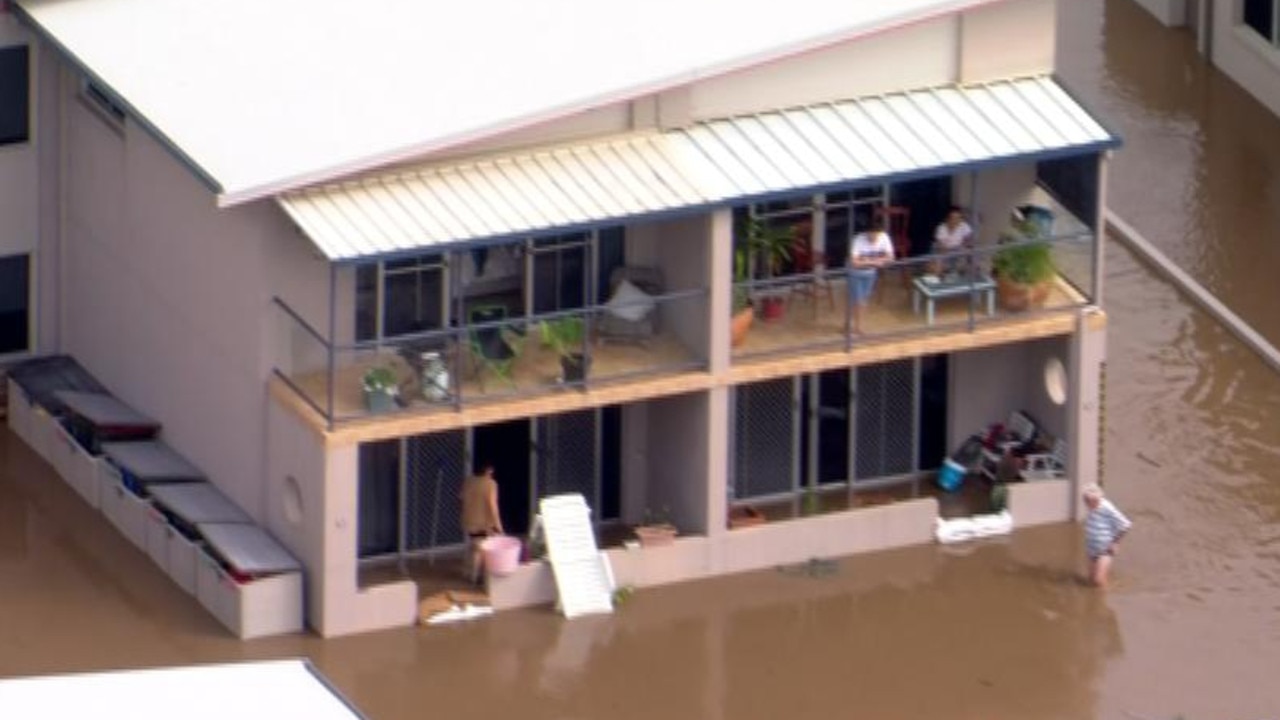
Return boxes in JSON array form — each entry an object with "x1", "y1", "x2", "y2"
[{"x1": 1082, "y1": 483, "x2": 1104, "y2": 501}]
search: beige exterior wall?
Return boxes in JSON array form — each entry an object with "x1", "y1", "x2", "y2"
[
  {"x1": 56, "y1": 61, "x2": 332, "y2": 520},
  {"x1": 687, "y1": 16, "x2": 960, "y2": 121},
  {"x1": 948, "y1": 334, "x2": 1072, "y2": 447},
  {"x1": 958, "y1": 0, "x2": 1056, "y2": 83},
  {"x1": 403, "y1": 0, "x2": 1058, "y2": 169},
  {"x1": 1211, "y1": 2, "x2": 1280, "y2": 119},
  {"x1": 266, "y1": 401, "x2": 417, "y2": 636}
]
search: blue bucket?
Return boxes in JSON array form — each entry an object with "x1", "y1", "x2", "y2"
[{"x1": 937, "y1": 458, "x2": 966, "y2": 492}]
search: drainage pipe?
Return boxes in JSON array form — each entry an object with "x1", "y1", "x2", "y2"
[{"x1": 1105, "y1": 210, "x2": 1280, "y2": 375}]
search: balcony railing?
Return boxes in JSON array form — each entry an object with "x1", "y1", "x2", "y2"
[
  {"x1": 273, "y1": 288, "x2": 709, "y2": 426},
  {"x1": 730, "y1": 231, "x2": 1097, "y2": 362}
]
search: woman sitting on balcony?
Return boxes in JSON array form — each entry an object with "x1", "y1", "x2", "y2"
[{"x1": 847, "y1": 218, "x2": 895, "y2": 335}]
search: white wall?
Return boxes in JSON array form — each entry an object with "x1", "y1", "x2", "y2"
[
  {"x1": 58, "y1": 66, "x2": 332, "y2": 521},
  {"x1": 626, "y1": 214, "x2": 711, "y2": 356},
  {"x1": 688, "y1": 16, "x2": 959, "y2": 121},
  {"x1": 948, "y1": 335, "x2": 1071, "y2": 450},
  {"x1": 958, "y1": 0, "x2": 1056, "y2": 83},
  {"x1": 953, "y1": 162, "x2": 1038, "y2": 246},
  {"x1": 1211, "y1": 2, "x2": 1280, "y2": 119},
  {"x1": 647, "y1": 392, "x2": 712, "y2": 535}
]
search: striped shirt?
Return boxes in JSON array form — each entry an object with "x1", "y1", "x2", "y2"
[{"x1": 1084, "y1": 498, "x2": 1132, "y2": 558}]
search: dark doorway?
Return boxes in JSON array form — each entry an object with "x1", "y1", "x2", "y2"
[
  {"x1": 891, "y1": 177, "x2": 953, "y2": 256},
  {"x1": 918, "y1": 354, "x2": 950, "y2": 470},
  {"x1": 473, "y1": 419, "x2": 533, "y2": 535},
  {"x1": 600, "y1": 406, "x2": 622, "y2": 520},
  {"x1": 357, "y1": 439, "x2": 401, "y2": 558}
]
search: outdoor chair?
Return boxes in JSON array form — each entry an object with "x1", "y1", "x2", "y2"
[
  {"x1": 598, "y1": 266, "x2": 664, "y2": 346},
  {"x1": 1021, "y1": 437, "x2": 1067, "y2": 480},
  {"x1": 468, "y1": 305, "x2": 522, "y2": 391}
]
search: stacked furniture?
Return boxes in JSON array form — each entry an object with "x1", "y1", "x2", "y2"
[
  {"x1": 195, "y1": 523, "x2": 305, "y2": 639},
  {"x1": 52, "y1": 391, "x2": 160, "y2": 509}
]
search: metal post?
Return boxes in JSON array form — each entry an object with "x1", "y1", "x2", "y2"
[
  {"x1": 397, "y1": 437, "x2": 409, "y2": 570},
  {"x1": 967, "y1": 171, "x2": 981, "y2": 332},
  {"x1": 451, "y1": 251, "x2": 464, "y2": 410},
  {"x1": 326, "y1": 264, "x2": 337, "y2": 429},
  {"x1": 583, "y1": 230, "x2": 596, "y2": 392}
]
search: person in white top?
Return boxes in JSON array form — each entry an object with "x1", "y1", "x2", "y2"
[
  {"x1": 1082, "y1": 483, "x2": 1132, "y2": 589},
  {"x1": 932, "y1": 206, "x2": 973, "y2": 275},
  {"x1": 847, "y1": 217, "x2": 895, "y2": 335}
]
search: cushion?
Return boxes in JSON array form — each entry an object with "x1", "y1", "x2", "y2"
[{"x1": 605, "y1": 279, "x2": 656, "y2": 323}]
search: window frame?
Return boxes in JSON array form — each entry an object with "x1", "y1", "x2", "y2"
[
  {"x1": 0, "y1": 252, "x2": 35, "y2": 359},
  {"x1": 1242, "y1": 0, "x2": 1280, "y2": 46}
]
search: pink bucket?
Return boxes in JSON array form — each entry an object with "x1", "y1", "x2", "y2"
[{"x1": 480, "y1": 535, "x2": 522, "y2": 576}]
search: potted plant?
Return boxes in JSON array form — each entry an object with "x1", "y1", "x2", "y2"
[
  {"x1": 992, "y1": 209, "x2": 1056, "y2": 311},
  {"x1": 540, "y1": 316, "x2": 589, "y2": 383},
  {"x1": 743, "y1": 216, "x2": 793, "y2": 321},
  {"x1": 633, "y1": 507, "x2": 677, "y2": 547},
  {"x1": 362, "y1": 365, "x2": 400, "y2": 413}
]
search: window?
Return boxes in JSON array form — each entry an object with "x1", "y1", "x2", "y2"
[
  {"x1": 0, "y1": 45, "x2": 29, "y2": 146},
  {"x1": 1244, "y1": 0, "x2": 1279, "y2": 45},
  {"x1": 79, "y1": 78, "x2": 127, "y2": 128},
  {"x1": 355, "y1": 254, "x2": 446, "y2": 342},
  {"x1": 0, "y1": 254, "x2": 31, "y2": 355}
]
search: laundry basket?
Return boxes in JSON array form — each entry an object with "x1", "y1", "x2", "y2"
[{"x1": 480, "y1": 535, "x2": 523, "y2": 576}]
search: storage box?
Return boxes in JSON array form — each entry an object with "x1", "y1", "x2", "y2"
[
  {"x1": 51, "y1": 421, "x2": 104, "y2": 510},
  {"x1": 195, "y1": 544, "x2": 303, "y2": 640},
  {"x1": 99, "y1": 463, "x2": 150, "y2": 550},
  {"x1": 167, "y1": 525, "x2": 203, "y2": 595},
  {"x1": 30, "y1": 405, "x2": 61, "y2": 468},
  {"x1": 6, "y1": 378, "x2": 32, "y2": 447},
  {"x1": 144, "y1": 505, "x2": 171, "y2": 571}
]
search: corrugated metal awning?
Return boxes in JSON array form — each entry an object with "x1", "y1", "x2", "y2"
[{"x1": 280, "y1": 75, "x2": 1118, "y2": 262}]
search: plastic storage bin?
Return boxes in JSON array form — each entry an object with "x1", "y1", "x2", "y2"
[
  {"x1": 195, "y1": 523, "x2": 303, "y2": 639},
  {"x1": 148, "y1": 482, "x2": 252, "y2": 595},
  {"x1": 50, "y1": 420, "x2": 104, "y2": 509}
]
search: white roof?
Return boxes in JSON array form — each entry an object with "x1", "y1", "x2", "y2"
[
  {"x1": 0, "y1": 660, "x2": 363, "y2": 719},
  {"x1": 281, "y1": 76, "x2": 1119, "y2": 261},
  {"x1": 17, "y1": 0, "x2": 994, "y2": 206}
]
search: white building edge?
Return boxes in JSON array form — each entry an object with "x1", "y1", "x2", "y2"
[{"x1": 1, "y1": 0, "x2": 1118, "y2": 637}]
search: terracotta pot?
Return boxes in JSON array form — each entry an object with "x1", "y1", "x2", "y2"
[
  {"x1": 730, "y1": 307, "x2": 755, "y2": 347},
  {"x1": 760, "y1": 296, "x2": 785, "y2": 321},
  {"x1": 728, "y1": 506, "x2": 766, "y2": 529},
  {"x1": 634, "y1": 524, "x2": 677, "y2": 547},
  {"x1": 996, "y1": 276, "x2": 1051, "y2": 312}
]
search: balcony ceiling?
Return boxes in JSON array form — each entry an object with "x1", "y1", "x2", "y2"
[{"x1": 279, "y1": 75, "x2": 1119, "y2": 263}]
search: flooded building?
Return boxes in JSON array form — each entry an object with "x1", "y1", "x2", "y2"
[
  {"x1": 3, "y1": 0, "x2": 1116, "y2": 637},
  {"x1": 1130, "y1": 0, "x2": 1280, "y2": 117}
]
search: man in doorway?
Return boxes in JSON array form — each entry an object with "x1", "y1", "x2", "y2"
[
  {"x1": 460, "y1": 462, "x2": 504, "y2": 584},
  {"x1": 1082, "y1": 483, "x2": 1132, "y2": 589}
]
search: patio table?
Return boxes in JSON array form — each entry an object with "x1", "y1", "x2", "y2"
[{"x1": 912, "y1": 275, "x2": 996, "y2": 326}]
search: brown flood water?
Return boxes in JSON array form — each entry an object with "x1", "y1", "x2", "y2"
[{"x1": 4, "y1": 1, "x2": 1280, "y2": 717}]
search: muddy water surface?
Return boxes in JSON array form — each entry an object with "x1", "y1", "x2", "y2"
[{"x1": 4, "y1": 2, "x2": 1280, "y2": 718}]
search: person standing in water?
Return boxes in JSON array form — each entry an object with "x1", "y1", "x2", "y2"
[
  {"x1": 1082, "y1": 483, "x2": 1132, "y2": 588},
  {"x1": 460, "y1": 463, "x2": 504, "y2": 583}
]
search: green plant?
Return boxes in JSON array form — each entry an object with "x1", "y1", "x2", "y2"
[
  {"x1": 737, "y1": 215, "x2": 793, "y2": 278},
  {"x1": 642, "y1": 505, "x2": 675, "y2": 529},
  {"x1": 992, "y1": 240, "x2": 1055, "y2": 285},
  {"x1": 539, "y1": 316, "x2": 585, "y2": 358},
  {"x1": 362, "y1": 365, "x2": 399, "y2": 395}
]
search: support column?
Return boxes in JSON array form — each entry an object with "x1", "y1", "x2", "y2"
[
  {"x1": 1068, "y1": 309, "x2": 1106, "y2": 521},
  {"x1": 708, "y1": 209, "x2": 732, "y2": 375},
  {"x1": 1092, "y1": 151, "x2": 1111, "y2": 306}
]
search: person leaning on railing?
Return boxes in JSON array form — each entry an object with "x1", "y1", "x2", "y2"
[{"x1": 847, "y1": 217, "x2": 895, "y2": 335}]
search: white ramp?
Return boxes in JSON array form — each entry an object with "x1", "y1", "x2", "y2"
[{"x1": 538, "y1": 494, "x2": 614, "y2": 619}]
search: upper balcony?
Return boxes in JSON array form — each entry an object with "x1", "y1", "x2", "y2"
[{"x1": 270, "y1": 174, "x2": 1103, "y2": 445}]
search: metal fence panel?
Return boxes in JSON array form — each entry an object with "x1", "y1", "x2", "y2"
[
  {"x1": 404, "y1": 429, "x2": 467, "y2": 551},
  {"x1": 855, "y1": 359, "x2": 918, "y2": 481},
  {"x1": 536, "y1": 409, "x2": 599, "y2": 507},
  {"x1": 732, "y1": 378, "x2": 797, "y2": 499}
]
